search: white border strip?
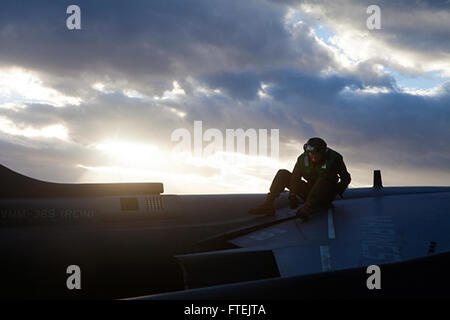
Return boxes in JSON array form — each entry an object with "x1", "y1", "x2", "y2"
[{"x1": 320, "y1": 246, "x2": 331, "y2": 272}]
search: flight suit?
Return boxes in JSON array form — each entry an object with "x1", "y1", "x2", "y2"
[{"x1": 269, "y1": 148, "x2": 351, "y2": 209}]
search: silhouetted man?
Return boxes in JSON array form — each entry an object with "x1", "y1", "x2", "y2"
[{"x1": 249, "y1": 137, "x2": 351, "y2": 219}]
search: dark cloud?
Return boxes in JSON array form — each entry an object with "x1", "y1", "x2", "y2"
[
  {"x1": 3, "y1": 68, "x2": 449, "y2": 174},
  {"x1": 0, "y1": 0, "x2": 302, "y2": 96},
  {"x1": 0, "y1": 0, "x2": 448, "y2": 188},
  {"x1": 201, "y1": 72, "x2": 262, "y2": 101}
]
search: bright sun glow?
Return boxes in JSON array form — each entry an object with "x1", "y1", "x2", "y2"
[
  {"x1": 0, "y1": 67, "x2": 82, "y2": 107},
  {"x1": 0, "y1": 117, "x2": 69, "y2": 140},
  {"x1": 80, "y1": 139, "x2": 291, "y2": 193},
  {"x1": 94, "y1": 141, "x2": 162, "y2": 167}
]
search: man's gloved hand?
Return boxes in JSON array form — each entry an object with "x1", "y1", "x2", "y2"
[
  {"x1": 288, "y1": 193, "x2": 300, "y2": 209},
  {"x1": 336, "y1": 183, "x2": 346, "y2": 198}
]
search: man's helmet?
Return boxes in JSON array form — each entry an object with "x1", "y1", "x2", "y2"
[{"x1": 303, "y1": 137, "x2": 327, "y2": 154}]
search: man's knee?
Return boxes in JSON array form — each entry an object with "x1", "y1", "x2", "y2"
[
  {"x1": 269, "y1": 169, "x2": 292, "y2": 195},
  {"x1": 275, "y1": 169, "x2": 291, "y2": 179},
  {"x1": 273, "y1": 169, "x2": 291, "y2": 185}
]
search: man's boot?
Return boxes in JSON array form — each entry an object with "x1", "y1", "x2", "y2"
[
  {"x1": 248, "y1": 193, "x2": 276, "y2": 216},
  {"x1": 296, "y1": 202, "x2": 331, "y2": 221}
]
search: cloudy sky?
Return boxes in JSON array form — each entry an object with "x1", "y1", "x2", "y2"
[{"x1": 0, "y1": 0, "x2": 449, "y2": 194}]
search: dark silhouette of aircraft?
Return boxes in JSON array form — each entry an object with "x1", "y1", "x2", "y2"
[{"x1": 0, "y1": 164, "x2": 449, "y2": 299}]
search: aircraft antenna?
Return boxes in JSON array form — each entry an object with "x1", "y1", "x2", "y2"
[{"x1": 373, "y1": 169, "x2": 383, "y2": 189}]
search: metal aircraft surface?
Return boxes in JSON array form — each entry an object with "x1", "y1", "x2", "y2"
[{"x1": 1, "y1": 164, "x2": 449, "y2": 299}]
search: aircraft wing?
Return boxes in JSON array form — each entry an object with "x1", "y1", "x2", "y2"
[
  {"x1": 172, "y1": 190, "x2": 450, "y2": 294},
  {"x1": 1, "y1": 164, "x2": 450, "y2": 299}
]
